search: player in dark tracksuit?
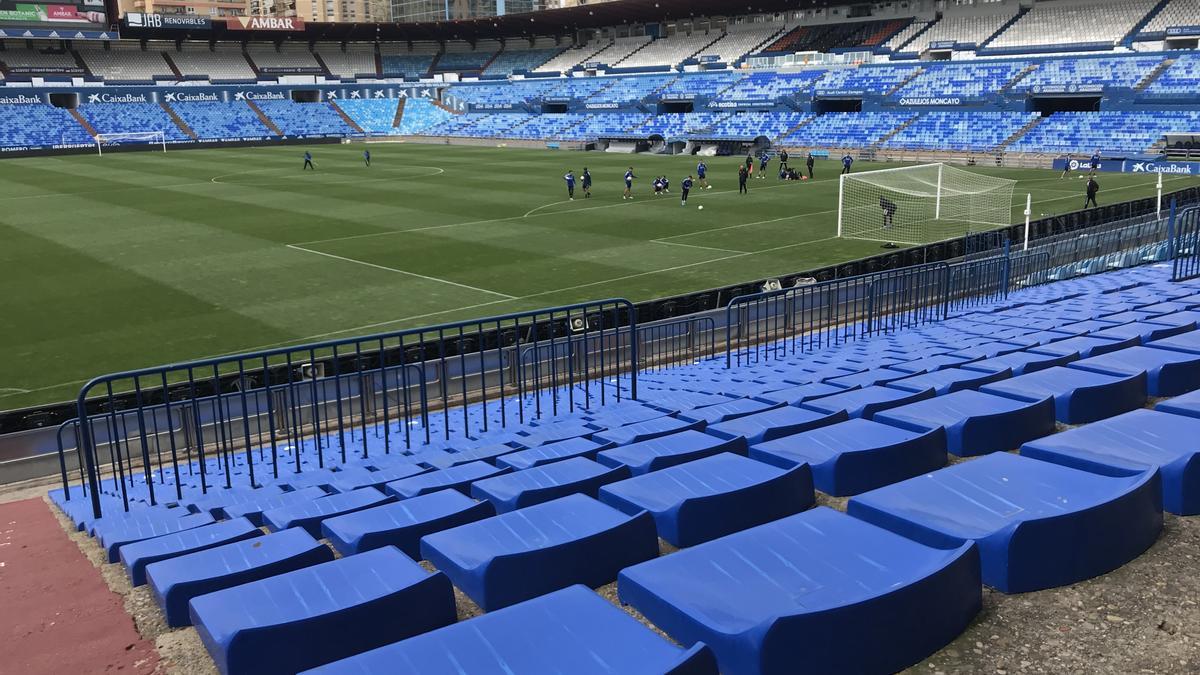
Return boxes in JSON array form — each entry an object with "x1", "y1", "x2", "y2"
[
  {"x1": 564, "y1": 170, "x2": 576, "y2": 200},
  {"x1": 1089, "y1": 151, "x2": 1101, "y2": 177},
  {"x1": 738, "y1": 165, "x2": 749, "y2": 194},
  {"x1": 1085, "y1": 177, "x2": 1100, "y2": 208},
  {"x1": 697, "y1": 161, "x2": 710, "y2": 189},
  {"x1": 758, "y1": 150, "x2": 770, "y2": 179},
  {"x1": 624, "y1": 168, "x2": 636, "y2": 199},
  {"x1": 806, "y1": 152, "x2": 815, "y2": 179},
  {"x1": 582, "y1": 168, "x2": 592, "y2": 198},
  {"x1": 681, "y1": 176, "x2": 693, "y2": 206},
  {"x1": 745, "y1": 154, "x2": 754, "y2": 179},
  {"x1": 880, "y1": 195, "x2": 898, "y2": 229},
  {"x1": 841, "y1": 153, "x2": 853, "y2": 175},
  {"x1": 779, "y1": 149, "x2": 789, "y2": 172},
  {"x1": 303, "y1": 151, "x2": 314, "y2": 170},
  {"x1": 363, "y1": 149, "x2": 371, "y2": 167}
]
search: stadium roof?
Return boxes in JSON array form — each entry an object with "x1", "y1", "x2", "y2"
[{"x1": 119, "y1": 0, "x2": 816, "y2": 42}]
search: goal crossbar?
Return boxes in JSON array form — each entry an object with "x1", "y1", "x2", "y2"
[{"x1": 838, "y1": 163, "x2": 1016, "y2": 245}]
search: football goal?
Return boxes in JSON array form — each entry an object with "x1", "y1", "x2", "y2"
[
  {"x1": 94, "y1": 131, "x2": 167, "y2": 156},
  {"x1": 838, "y1": 163, "x2": 1017, "y2": 244}
]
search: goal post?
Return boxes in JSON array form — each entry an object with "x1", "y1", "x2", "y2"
[
  {"x1": 95, "y1": 131, "x2": 167, "y2": 156},
  {"x1": 838, "y1": 163, "x2": 1017, "y2": 245}
]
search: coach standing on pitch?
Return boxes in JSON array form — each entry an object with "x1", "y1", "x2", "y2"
[
  {"x1": 1084, "y1": 176, "x2": 1100, "y2": 208},
  {"x1": 806, "y1": 152, "x2": 815, "y2": 179}
]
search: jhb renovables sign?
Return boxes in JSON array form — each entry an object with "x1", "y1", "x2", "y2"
[
  {"x1": 225, "y1": 16, "x2": 304, "y2": 31},
  {"x1": 124, "y1": 12, "x2": 211, "y2": 30}
]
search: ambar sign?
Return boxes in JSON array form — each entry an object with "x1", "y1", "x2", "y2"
[{"x1": 226, "y1": 16, "x2": 305, "y2": 31}]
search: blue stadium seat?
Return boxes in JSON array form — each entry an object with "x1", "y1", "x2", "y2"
[
  {"x1": 182, "y1": 485, "x2": 285, "y2": 516},
  {"x1": 1069, "y1": 345, "x2": 1200, "y2": 397},
  {"x1": 677, "y1": 397, "x2": 783, "y2": 425},
  {"x1": 873, "y1": 389, "x2": 1056, "y2": 457},
  {"x1": 706, "y1": 406, "x2": 849, "y2": 445},
  {"x1": 979, "y1": 365, "x2": 1146, "y2": 424},
  {"x1": 618, "y1": 507, "x2": 980, "y2": 675},
  {"x1": 849, "y1": 452, "x2": 1161, "y2": 593},
  {"x1": 495, "y1": 436, "x2": 614, "y2": 470},
  {"x1": 99, "y1": 512, "x2": 216, "y2": 563},
  {"x1": 800, "y1": 384, "x2": 935, "y2": 419},
  {"x1": 147, "y1": 528, "x2": 333, "y2": 627},
  {"x1": 328, "y1": 463, "x2": 427, "y2": 491},
  {"x1": 1143, "y1": 329, "x2": 1200, "y2": 355},
  {"x1": 261, "y1": 487, "x2": 394, "y2": 537},
  {"x1": 1155, "y1": 389, "x2": 1200, "y2": 419},
  {"x1": 750, "y1": 418, "x2": 946, "y2": 496},
  {"x1": 592, "y1": 416, "x2": 703, "y2": 446},
  {"x1": 600, "y1": 453, "x2": 813, "y2": 547},
  {"x1": 595, "y1": 429, "x2": 747, "y2": 475},
  {"x1": 120, "y1": 517, "x2": 261, "y2": 587},
  {"x1": 421, "y1": 443, "x2": 519, "y2": 468},
  {"x1": 757, "y1": 381, "x2": 845, "y2": 405},
  {"x1": 189, "y1": 546, "x2": 456, "y2": 675},
  {"x1": 1022, "y1": 409, "x2": 1200, "y2": 515},
  {"x1": 514, "y1": 420, "x2": 602, "y2": 446},
  {"x1": 471, "y1": 457, "x2": 630, "y2": 512},
  {"x1": 1029, "y1": 334, "x2": 1139, "y2": 360},
  {"x1": 960, "y1": 350, "x2": 1077, "y2": 377},
  {"x1": 301, "y1": 586, "x2": 718, "y2": 674},
  {"x1": 219, "y1": 486, "x2": 329, "y2": 526},
  {"x1": 420, "y1": 493, "x2": 658, "y2": 611},
  {"x1": 888, "y1": 365, "x2": 1012, "y2": 395},
  {"x1": 385, "y1": 460, "x2": 508, "y2": 498},
  {"x1": 321, "y1": 489, "x2": 495, "y2": 558}
]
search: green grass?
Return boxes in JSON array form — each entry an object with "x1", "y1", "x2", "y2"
[{"x1": 0, "y1": 142, "x2": 1188, "y2": 410}]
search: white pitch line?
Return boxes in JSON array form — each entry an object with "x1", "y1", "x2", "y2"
[
  {"x1": 651, "y1": 239, "x2": 747, "y2": 254},
  {"x1": 285, "y1": 244, "x2": 518, "y2": 299}
]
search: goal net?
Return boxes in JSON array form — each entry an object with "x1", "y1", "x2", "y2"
[
  {"x1": 95, "y1": 131, "x2": 167, "y2": 156},
  {"x1": 838, "y1": 163, "x2": 1017, "y2": 244}
]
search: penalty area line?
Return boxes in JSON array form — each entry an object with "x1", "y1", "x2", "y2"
[{"x1": 285, "y1": 244, "x2": 517, "y2": 300}]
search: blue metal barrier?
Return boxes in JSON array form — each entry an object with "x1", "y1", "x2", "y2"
[{"x1": 71, "y1": 299, "x2": 638, "y2": 518}]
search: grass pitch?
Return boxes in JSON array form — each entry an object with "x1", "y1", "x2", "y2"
[{"x1": 0, "y1": 142, "x2": 1187, "y2": 409}]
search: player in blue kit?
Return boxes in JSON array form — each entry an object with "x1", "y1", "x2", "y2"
[
  {"x1": 841, "y1": 153, "x2": 853, "y2": 175},
  {"x1": 564, "y1": 170, "x2": 576, "y2": 200},
  {"x1": 363, "y1": 149, "x2": 370, "y2": 167},
  {"x1": 697, "y1": 160, "x2": 710, "y2": 189},
  {"x1": 758, "y1": 150, "x2": 770, "y2": 179},
  {"x1": 303, "y1": 151, "x2": 314, "y2": 170},
  {"x1": 681, "y1": 176, "x2": 693, "y2": 206},
  {"x1": 582, "y1": 168, "x2": 592, "y2": 198},
  {"x1": 624, "y1": 167, "x2": 636, "y2": 199}
]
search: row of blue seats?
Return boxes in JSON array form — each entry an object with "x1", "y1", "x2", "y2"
[{"x1": 52, "y1": 263, "x2": 1200, "y2": 675}]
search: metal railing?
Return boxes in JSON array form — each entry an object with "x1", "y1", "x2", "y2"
[{"x1": 1172, "y1": 206, "x2": 1200, "y2": 281}]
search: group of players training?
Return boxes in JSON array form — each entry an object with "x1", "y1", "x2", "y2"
[{"x1": 561, "y1": 150, "x2": 858, "y2": 207}]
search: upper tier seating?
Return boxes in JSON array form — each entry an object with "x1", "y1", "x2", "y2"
[
  {"x1": 697, "y1": 23, "x2": 787, "y2": 64},
  {"x1": 534, "y1": 41, "x2": 609, "y2": 73},
  {"x1": 882, "y1": 20, "x2": 930, "y2": 51},
  {"x1": 898, "y1": 11, "x2": 1018, "y2": 52},
  {"x1": 379, "y1": 43, "x2": 436, "y2": 78},
  {"x1": 317, "y1": 44, "x2": 377, "y2": 78},
  {"x1": 1141, "y1": 0, "x2": 1200, "y2": 34},
  {"x1": 987, "y1": 0, "x2": 1158, "y2": 49},
  {"x1": 617, "y1": 31, "x2": 719, "y2": 69},
  {"x1": 0, "y1": 45, "x2": 78, "y2": 72},
  {"x1": 246, "y1": 44, "x2": 322, "y2": 73},
  {"x1": 1013, "y1": 56, "x2": 1164, "y2": 91},
  {"x1": 78, "y1": 102, "x2": 190, "y2": 141},
  {"x1": 587, "y1": 36, "x2": 652, "y2": 66},
  {"x1": 762, "y1": 18, "x2": 908, "y2": 53},
  {"x1": 883, "y1": 111, "x2": 1040, "y2": 152},
  {"x1": 335, "y1": 99, "x2": 400, "y2": 135},
  {"x1": 632, "y1": 112, "x2": 730, "y2": 138},
  {"x1": 704, "y1": 111, "x2": 810, "y2": 140},
  {"x1": 714, "y1": 70, "x2": 828, "y2": 101},
  {"x1": 893, "y1": 61, "x2": 1029, "y2": 98},
  {"x1": 171, "y1": 45, "x2": 256, "y2": 81},
  {"x1": 1007, "y1": 111, "x2": 1200, "y2": 154},
  {"x1": 170, "y1": 100, "x2": 273, "y2": 140},
  {"x1": 780, "y1": 111, "x2": 913, "y2": 147},
  {"x1": 0, "y1": 103, "x2": 92, "y2": 148},
  {"x1": 78, "y1": 46, "x2": 173, "y2": 82},
  {"x1": 587, "y1": 74, "x2": 675, "y2": 103},
  {"x1": 253, "y1": 100, "x2": 353, "y2": 136},
  {"x1": 657, "y1": 72, "x2": 744, "y2": 98},
  {"x1": 482, "y1": 46, "x2": 562, "y2": 75},
  {"x1": 1144, "y1": 53, "x2": 1200, "y2": 94}
]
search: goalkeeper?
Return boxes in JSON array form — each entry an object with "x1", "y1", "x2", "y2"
[{"x1": 879, "y1": 195, "x2": 897, "y2": 229}]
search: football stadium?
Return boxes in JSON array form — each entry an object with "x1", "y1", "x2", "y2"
[{"x1": 3, "y1": 0, "x2": 1200, "y2": 672}]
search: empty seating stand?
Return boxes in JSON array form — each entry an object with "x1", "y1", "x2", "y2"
[
  {"x1": 301, "y1": 586, "x2": 718, "y2": 674},
  {"x1": 321, "y1": 489, "x2": 494, "y2": 558},
  {"x1": 873, "y1": 389, "x2": 1056, "y2": 457},
  {"x1": 596, "y1": 429, "x2": 747, "y2": 475},
  {"x1": 190, "y1": 547, "x2": 456, "y2": 675},
  {"x1": 1022, "y1": 409, "x2": 1200, "y2": 515},
  {"x1": 495, "y1": 436, "x2": 614, "y2": 470},
  {"x1": 219, "y1": 486, "x2": 329, "y2": 525},
  {"x1": 750, "y1": 418, "x2": 946, "y2": 496},
  {"x1": 979, "y1": 366, "x2": 1146, "y2": 424},
  {"x1": 618, "y1": 507, "x2": 980, "y2": 675},
  {"x1": 147, "y1": 528, "x2": 334, "y2": 627},
  {"x1": 849, "y1": 453, "x2": 1161, "y2": 593},
  {"x1": 600, "y1": 453, "x2": 812, "y2": 547},
  {"x1": 420, "y1": 494, "x2": 658, "y2": 611},
  {"x1": 99, "y1": 512, "x2": 216, "y2": 563},
  {"x1": 471, "y1": 457, "x2": 630, "y2": 512}
]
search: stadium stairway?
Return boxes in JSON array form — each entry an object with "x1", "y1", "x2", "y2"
[
  {"x1": 329, "y1": 101, "x2": 365, "y2": 133},
  {"x1": 1136, "y1": 57, "x2": 1176, "y2": 91},
  {"x1": 996, "y1": 115, "x2": 1046, "y2": 152},
  {"x1": 161, "y1": 102, "x2": 199, "y2": 140},
  {"x1": 48, "y1": 262, "x2": 1200, "y2": 674},
  {"x1": 245, "y1": 100, "x2": 283, "y2": 136}
]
